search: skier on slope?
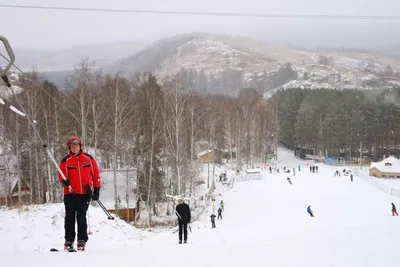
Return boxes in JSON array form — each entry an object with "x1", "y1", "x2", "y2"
[
  {"x1": 220, "y1": 200, "x2": 225, "y2": 211},
  {"x1": 175, "y1": 199, "x2": 191, "y2": 244},
  {"x1": 391, "y1": 203, "x2": 398, "y2": 216},
  {"x1": 217, "y1": 207, "x2": 223, "y2": 220},
  {"x1": 59, "y1": 136, "x2": 101, "y2": 251},
  {"x1": 210, "y1": 214, "x2": 216, "y2": 228},
  {"x1": 307, "y1": 205, "x2": 314, "y2": 217},
  {"x1": 287, "y1": 177, "x2": 292, "y2": 185}
]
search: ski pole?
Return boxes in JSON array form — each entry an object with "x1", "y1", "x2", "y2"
[
  {"x1": 97, "y1": 200, "x2": 115, "y2": 220},
  {"x1": 87, "y1": 204, "x2": 92, "y2": 235}
]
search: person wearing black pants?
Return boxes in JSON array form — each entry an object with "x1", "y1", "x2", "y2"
[
  {"x1": 210, "y1": 214, "x2": 216, "y2": 228},
  {"x1": 175, "y1": 199, "x2": 191, "y2": 244},
  {"x1": 217, "y1": 207, "x2": 222, "y2": 220},
  {"x1": 59, "y1": 136, "x2": 101, "y2": 251},
  {"x1": 64, "y1": 194, "x2": 90, "y2": 244}
]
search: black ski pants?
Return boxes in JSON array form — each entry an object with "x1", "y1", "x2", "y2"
[
  {"x1": 178, "y1": 221, "x2": 188, "y2": 241},
  {"x1": 64, "y1": 194, "x2": 90, "y2": 243},
  {"x1": 218, "y1": 213, "x2": 222, "y2": 220}
]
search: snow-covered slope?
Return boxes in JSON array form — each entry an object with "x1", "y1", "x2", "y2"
[
  {"x1": 2, "y1": 148, "x2": 400, "y2": 266},
  {"x1": 113, "y1": 33, "x2": 400, "y2": 91},
  {"x1": 0, "y1": 203, "x2": 146, "y2": 255}
]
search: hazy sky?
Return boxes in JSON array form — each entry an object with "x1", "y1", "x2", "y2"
[{"x1": 1, "y1": 0, "x2": 400, "y2": 50}]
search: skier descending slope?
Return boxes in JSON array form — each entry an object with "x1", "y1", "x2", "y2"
[
  {"x1": 391, "y1": 203, "x2": 398, "y2": 216},
  {"x1": 307, "y1": 205, "x2": 315, "y2": 217},
  {"x1": 58, "y1": 136, "x2": 101, "y2": 251},
  {"x1": 175, "y1": 199, "x2": 191, "y2": 244}
]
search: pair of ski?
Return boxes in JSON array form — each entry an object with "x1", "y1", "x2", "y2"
[{"x1": 50, "y1": 246, "x2": 85, "y2": 252}]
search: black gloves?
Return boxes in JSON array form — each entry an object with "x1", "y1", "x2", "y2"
[
  {"x1": 84, "y1": 184, "x2": 92, "y2": 196},
  {"x1": 92, "y1": 187, "x2": 100, "y2": 201},
  {"x1": 61, "y1": 179, "x2": 70, "y2": 187},
  {"x1": 83, "y1": 185, "x2": 99, "y2": 201}
]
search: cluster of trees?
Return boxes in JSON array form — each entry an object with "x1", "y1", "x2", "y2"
[
  {"x1": 0, "y1": 60, "x2": 277, "y2": 213},
  {"x1": 174, "y1": 64, "x2": 298, "y2": 96},
  {"x1": 274, "y1": 88, "x2": 400, "y2": 161}
]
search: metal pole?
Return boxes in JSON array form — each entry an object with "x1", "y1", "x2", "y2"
[
  {"x1": 207, "y1": 161, "x2": 210, "y2": 188},
  {"x1": 0, "y1": 35, "x2": 15, "y2": 78},
  {"x1": 360, "y1": 139, "x2": 363, "y2": 170}
]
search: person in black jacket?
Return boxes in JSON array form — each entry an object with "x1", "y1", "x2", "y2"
[
  {"x1": 175, "y1": 199, "x2": 191, "y2": 244},
  {"x1": 392, "y1": 203, "x2": 398, "y2": 216}
]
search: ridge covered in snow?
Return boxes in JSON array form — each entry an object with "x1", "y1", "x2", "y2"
[{"x1": 113, "y1": 33, "x2": 400, "y2": 92}]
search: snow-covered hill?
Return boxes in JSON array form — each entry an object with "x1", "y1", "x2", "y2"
[
  {"x1": 2, "y1": 148, "x2": 400, "y2": 266},
  {"x1": 112, "y1": 33, "x2": 400, "y2": 91}
]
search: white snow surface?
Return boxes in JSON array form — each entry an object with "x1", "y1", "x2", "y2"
[{"x1": 1, "y1": 149, "x2": 400, "y2": 266}]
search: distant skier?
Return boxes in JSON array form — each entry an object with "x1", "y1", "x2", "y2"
[
  {"x1": 392, "y1": 203, "x2": 398, "y2": 216},
  {"x1": 284, "y1": 166, "x2": 286, "y2": 172},
  {"x1": 293, "y1": 168, "x2": 296, "y2": 176},
  {"x1": 269, "y1": 166, "x2": 272, "y2": 174},
  {"x1": 350, "y1": 174, "x2": 353, "y2": 182},
  {"x1": 217, "y1": 207, "x2": 222, "y2": 220},
  {"x1": 287, "y1": 177, "x2": 292, "y2": 185},
  {"x1": 220, "y1": 200, "x2": 225, "y2": 211},
  {"x1": 310, "y1": 166, "x2": 312, "y2": 172},
  {"x1": 307, "y1": 205, "x2": 314, "y2": 217},
  {"x1": 175, "y1": 199, "x2": 191, "y2": 244},
  {"x1": 210, "y1": 214, "x2": 216, "y2": 228},
  {"x1": 316, "y1": 166, "x2": 318, "y2": 172},
  {"x1": 298, "y1": 164, "x2": 301, "y2": 171}
]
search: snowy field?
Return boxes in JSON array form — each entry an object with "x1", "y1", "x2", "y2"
[{"x1": 1, "y1": 149, "x2": 400, "y2": 266}]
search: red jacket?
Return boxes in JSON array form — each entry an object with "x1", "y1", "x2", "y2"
[{"x1": 58, "y1": 151, "x2": 101, "y2": 195}]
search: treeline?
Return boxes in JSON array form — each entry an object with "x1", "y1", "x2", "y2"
[
  {"x1": 273, "y1": 88, "x2": 400, "y2": 160},
  {"x1": 0, "y1": 60, "x2": 277, "y2": 209}
]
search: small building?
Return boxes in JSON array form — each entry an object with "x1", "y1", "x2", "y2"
[
  {"x1": 0, "y1": 153, "x2": 31, "y2": 206},
  {"x1": 198, "y1": 149, "x2": 223, "y2": 164},
  {"x1": 369, "y1": 156, "x2": 400, "y2": 178},
  {"x1": 99, "y1": 168, "x2": 137, "y2": 221},
  {"x1": 0, "y1": 176, "x2": 31, "y2": 206},
  {"x1": 237, "y1": 168, "x2": 262, "y2": 181}
]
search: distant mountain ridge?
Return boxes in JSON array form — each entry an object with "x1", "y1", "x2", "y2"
[
  {"x1": 110, "y1": 33, "x2": 400, "y2": 94},
  {"x1": 12, "y1": 33, "x2": 400, "y2": 92}
]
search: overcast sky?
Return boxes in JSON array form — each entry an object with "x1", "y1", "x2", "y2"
[{"x1": 1, "y1": 0, "x2": 400, "y2": 50}]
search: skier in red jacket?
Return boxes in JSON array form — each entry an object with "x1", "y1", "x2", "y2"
[{"x1": 58, "y1": 136, "x2": 101, "y2": 251}]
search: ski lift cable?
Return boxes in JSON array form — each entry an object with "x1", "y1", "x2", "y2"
[
  {"x1": 0, "y1": 37, "x2": 73, "y2": 192},
  {"x1": 0, "y1": 4, "x2": 400, "y2": 20}
]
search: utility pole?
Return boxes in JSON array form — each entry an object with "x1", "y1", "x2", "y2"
[
  {"x1": 207, "y1": 161, "x2": 210, "y2": 188},
  {"x1": 360, "y1": 139, "x2": 363, "y2": 170}
]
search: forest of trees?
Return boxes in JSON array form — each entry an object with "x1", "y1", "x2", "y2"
[
  {"x1": 0, "y1": 60, "x2": 277, "y2": 214},
  {"x1": 273, "y1": 87, "x2": 400, "y2": 161},
  {"x1": 4, "y1": 56, "x2": 400, "y2": 217},
  {"x1": 174, "y1": 63, "x2": 298, "y2": 96}
]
